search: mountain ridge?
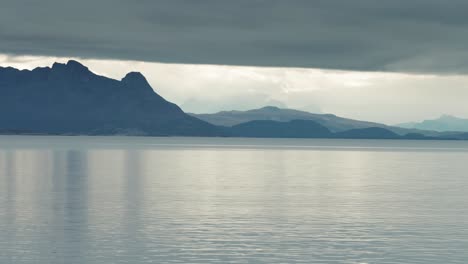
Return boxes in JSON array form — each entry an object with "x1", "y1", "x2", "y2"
[
  {"x1": 191, "y1": 106, "x2": 382, "y2": 132},
  {"x1": 1, "y1": 60, "x2": 467, "y2": 140},
  {"x1": 190, "y1": 106, "x2": 453, "y2": 137},
  {"x1": 0, "y1": 60, "x2": 222, "y2": 136}
]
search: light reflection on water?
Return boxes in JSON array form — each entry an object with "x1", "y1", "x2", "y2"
[{"x1": 1, "y1": 136, "x2": 468, "y2": 263}]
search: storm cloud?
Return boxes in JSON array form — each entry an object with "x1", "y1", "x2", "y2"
[{"x1": 2, "y1": 0, "x2": 468, "y2": 73}]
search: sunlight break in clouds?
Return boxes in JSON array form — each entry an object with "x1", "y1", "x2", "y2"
[{"x1": 1, "y1": 53, "x2": 467, "y2": 125}]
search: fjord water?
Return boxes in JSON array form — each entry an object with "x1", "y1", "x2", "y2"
[{"x1": 1, "y1": 136, "x2": 468, "y2": 264}]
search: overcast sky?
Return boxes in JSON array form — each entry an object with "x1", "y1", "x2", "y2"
[{"x1": 1, "y1": 1, "x2": 468, "y2": 123}]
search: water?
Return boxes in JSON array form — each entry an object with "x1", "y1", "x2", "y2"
[{"x1": 1, "y1": 136, "x2": 468, "y2": 264}]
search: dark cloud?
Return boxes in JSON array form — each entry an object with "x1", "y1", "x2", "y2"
[{"x1": 2, "y1": 0, "x2": 468, "y2": 73}]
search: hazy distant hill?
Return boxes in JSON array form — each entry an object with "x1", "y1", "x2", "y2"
[
  {"x1": 0, "y1": 60, "x2": 221, "y2": 136},
  {"x1": 335, "y1": 127, "x2": 401, "y2": 139},
  {"x1": 191, "y1": 106, "x2": 386, "y2": 132},
  {"x1": 224, "y1": 120, "x2": 445, "y2": 140},
  {"x1": 228, "y1": 119, "x2": 332, "y2": 138},
  {"x1": 191, "y1": 106, "x2": 442, "y2": 136},
  {"x1": 398, "y1": 115, "x2": 468, "y2": 132},
  {"x1": 192, "y1": 106, "x2": 468, "y2": 139},
  {"x1": 454, "y1": 132, "x2": 468, "y2": 140}
]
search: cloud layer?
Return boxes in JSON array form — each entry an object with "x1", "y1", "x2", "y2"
[{"x1": 2, "y1": 0, "x2": 468, "y2": 73}]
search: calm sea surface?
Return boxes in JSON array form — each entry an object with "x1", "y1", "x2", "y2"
[{"x1": 1, "y1": 136, "x2": 468, "y2": 264}]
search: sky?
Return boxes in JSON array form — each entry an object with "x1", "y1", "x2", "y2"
[{"x1": 1, "y1": 0, "x2": 468, "y2": 124}]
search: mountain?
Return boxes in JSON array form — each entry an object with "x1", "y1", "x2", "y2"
[
  {"x1": 397, "y1": 115, "x2": 468, "y2": 132},
  {"x1": 335, "y1": 127, "x2": 400, "y2": 139},
  {"x1": 191, "y1": 106, "x2": 445, "y2": 137},
  {"x1": 225, "y1": 121, "x2": 422, "y2": 140},
  {"x1": 228, "y1": 119, "x2": 332, "y2": 138},
  {"x1": 191, "y1": 106, "x2": 387, "y2": 132},
  {"x1": 0, "y1": 60, "x2": 221, "y2": 136},
  {"x1": 454, "y1": 133, "x2": 468, "y2": 140}
]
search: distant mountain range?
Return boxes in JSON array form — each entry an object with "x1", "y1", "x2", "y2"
[
  {"x1": 218, "y1": 119, "x2": 460, "y2": 140},
  {"x1": 191, "y1": 106, "x2": 465, "y2": 138},
  {"x1": 0, "y1": 60, "x2": 467, "y2": 140},
  {"x1": 397, "y1": 115, "x2": 468, "y2": 132},
  {"x1": 223, "y1": 120, "x2": 444, "y2": 140},
  {"x1": 192, "y1": 106, "x2": 382, "y2": 132}
]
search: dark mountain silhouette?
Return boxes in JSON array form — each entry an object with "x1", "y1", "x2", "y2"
[
  {"x1": 0, "y1": 60, "x2": 221, "y2": 136},
  {"x1": 457, "y1": 133, "x2": 468, "y2": 140},
  {"x1": 224, "y1": 120, "x2": 444, "y2": 140},
  {"x1": 440, "y1": 132, "x2": 468, "y2": 140},
  {"x1": 228, "y1": 119, "x2": 332, "y2": 138},
  {"x1": 335, "y1": 127, "x2": 400, "y2": 139},
  {"x1": 401, "y1": 133, "x2": 433, "y2": 140},
  {"x1": 223, "y1": 119, "x2": 467, "y2": 140}
]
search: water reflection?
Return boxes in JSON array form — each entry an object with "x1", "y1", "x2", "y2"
[
  {"x1": 1, "y1": 151, "x2": 16, "y2": 263},
  {"x1": 61, "y1": 150, "x2": 89, "y2": 263},
  {"x1": 1, "y1": 136, "x2": 468, "y2": 263},
  {"x1": 122, "y1": 150, "x2": 147, "y2": 260}
]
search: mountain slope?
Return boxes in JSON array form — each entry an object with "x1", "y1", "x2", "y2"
[
  {"x1": 397, "y1": 115, "x2": 468, "y2": 132},
  {"x1": 0, "y1": 60, "x2": 221, "y2": 136},
  {"x1": 191, "y1": 106, "x2": 444, "y2": 137},
  {"x1": 228, "y1": 119, "x2": 332, "y2": 138},
  {"x1": 191, "y1": 106, "x2": 385, "y2": 132},
  {"x1": 224, "y1": 120, "x2": 422, "y2": 140},
  {"x1": 335, "y1": 127, "x2": 400, "y2": 139}
]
